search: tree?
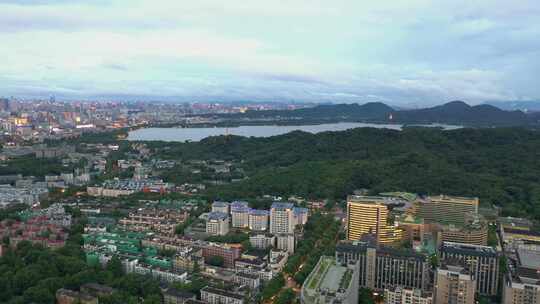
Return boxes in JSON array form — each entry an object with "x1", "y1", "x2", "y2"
[
  {"x1": 261, "y1": 275, "x2": 285, "y2": 301},
  {"x1": 106, "y1": 256, "x2": 123, "y2": 278},
  {"x1": 359, "y1": 288, "x2": 375, "y2": 304},
  {"x1": 275, "y1": 288, "x2": 295, "y2": 304},
  {"x1": 206, "y1": 255, "x2": 225, "y2": 267}
]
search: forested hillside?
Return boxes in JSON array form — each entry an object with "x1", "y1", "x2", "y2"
[{"x1": 148, "y1": 127, "x2": 540, "y2": 221}]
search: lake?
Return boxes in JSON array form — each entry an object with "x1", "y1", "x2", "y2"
[{"x1": 127, "y1": 122, "x2": 462, "y2": 142}]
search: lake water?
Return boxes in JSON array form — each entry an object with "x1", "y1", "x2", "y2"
[{"x1": 127, "y1": 122, "x2": 462, "y2": 142}]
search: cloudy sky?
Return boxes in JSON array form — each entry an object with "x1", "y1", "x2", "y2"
[{"x1": 1, "y1": 0, "x2": 539, "y2": 105}]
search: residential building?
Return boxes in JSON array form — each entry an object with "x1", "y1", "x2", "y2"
[
  {"x1": 163, "y1": 288, "x2": 196, "y2": 304},
  {"x1": 249, "y1": 233, "x2": 275, "y2": 250},
  {"x1": 270, "y1": 202, "x2": 295, "y2": 234},
  {"x1": 269, "y1": 250, "x2": 288, "y2": 276},
  {"x1": 212, "y1": 201, "x2": 230, "y2": 214},
  {"x1": 335, "y1": 238, "x2": 430, "y2": 291},
  {"x1": 502, "y1": 246, "x2": 540, "y2": 304},
  {"x1": 133, "y1": 262, "x2": 188, "y2": 283},
  {"x1": 231, "y1": 201, "x2": 250, "y2": 228},
  {"x1": 301, "y1": 256, "x2": 360, "y2": 304},
  {"x1": 440, "y1": 242, "x2": 499, "y2": 296},
  {"x1": 248, "y1": 209, "x2": 269, "y2": 231},
  {"x1": 200, "y1": 286, "x2": 244, "y2": 304},
  {"x1": 276, "y1": 233, "x2": 295, "y2": 254},
  {"x1": 437, "y1": 214, "x2": 488, "y2": 246},
  {"x1": 206, "y1": 212, "x2": 230, "y2": 236},
  {"x1": 434, "y1": 263, "x2": 476, "y2": 304},
  {"x1": 119, "y1": 208, "x2": 188, "y2": 235},
  {"x1": 346, "y1": 195, "x2": 403, "y2": 245},
  {"x1": 234, "y1": 272, "x2": 261, "y2": 290},
  {"x1": 201, "y1": 242, "x2": 241, "y2": 268},
  {"x1": 173, "y1": 247, "x2": 204, "y2": 272},
  {"x1": 293, "y1": 207, "x2": 309, "y2": 226},
  {"x1": 384, "y1": 287, "x2": 433, "y2": 304}
]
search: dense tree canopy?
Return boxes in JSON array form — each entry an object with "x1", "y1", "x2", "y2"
[{"x1": 148, "y1": 127, "x2": 540, "y2": 221}]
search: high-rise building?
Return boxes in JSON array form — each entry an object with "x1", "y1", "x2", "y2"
[
  {"x1": 384, "y1": 287, "x2": 433, "y2": 304},
  {"x1": 440, "y1": 242, "x2": 499, "y2": 296},
  {"x1": 335, "y1": 238, "x2": 430, "y2": 291},
  {"x1": 346, "y1": 196, "x2": 403, "y2": 245},
  {"x1": 211, "y1": 201, "x2": 229, "y2": 214},
  {"x1": 230, "y1": 201, "x2": 250, "y2": 228},
  {"x1": 293, "y1": 207, "x2": 309, "y2": 226},
  {"x1": 206, "y1": 212, "x2": 229, "y2": 236},
  {"x1": 248, "y1": 209, "x2": 269, "y2": 231},
  {"x1": 270, "y1": 202, "x2": 294, "y2": 234},
  {"x1": 301, "y1": 256, "x2": 360, "y2": 304},
  {"x1": 416, "y1": 195, "x2": 479, "y2": 225},
  {"x1": 434, "y1": 263, "x2": 476, "y2": 304},
  {"x1": 276, "y1": 234, "x2": 295, "y2": 254}
]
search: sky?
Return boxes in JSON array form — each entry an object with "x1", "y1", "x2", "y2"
[{"x1": 1, "y1": 0, "x2": 539, "y2": 105}]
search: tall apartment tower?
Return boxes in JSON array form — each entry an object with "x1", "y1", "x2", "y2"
[
  {"x1": 270, "y1": 202, "x2": 295, "y2": 234},
  {"x1": 440, "y1": 242, "x2": 499, "y2": 296},
  {"x1": 434, "y1": 263, "x2": 476, "y2": 304},
  {"x1": 347, "y1": 196, "x2": 403, "y2": 244},
  {"x1": 230, "y1": 201, "x2": 250, "y2": 228}
]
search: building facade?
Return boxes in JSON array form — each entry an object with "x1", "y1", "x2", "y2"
[
  {"x1": 440, "y1": 242, "x2": 499, "y2": 296},
  {"x1": 248, "y1": 209, "x2": 269, "y2": 231},
  {"x1": 206, "y1": 212, "x2": 230, "y2": 236},
  {"x1": 416, "y1": 195, "x2": 479, "y2": 225},
  {"x1": 347, "y1": 196, "x2": 403, "y2": 245},
  {"x1": 270, "y1": 202, "x2": 295, "y2": 234},
  {"x1": 434, "y1": 264, "x2": 476, "y2": 304},
  {"x1": 335, "y1": 239, "x2": 430, "y2": 291},
  {"x1": 384, "y1": 287, "x2": 433, "y2": 304}
]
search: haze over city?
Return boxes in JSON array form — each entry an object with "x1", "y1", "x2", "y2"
[{"x1": 1, "y1": 0, "x2": 539, "y2": 105}]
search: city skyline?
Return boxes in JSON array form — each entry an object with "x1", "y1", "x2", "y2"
[{"x1": 1, "y1": 0, "x2": 539, "y2": 105}]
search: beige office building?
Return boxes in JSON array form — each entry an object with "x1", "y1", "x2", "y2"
[
  {"x1": 416, "y1": 195, "x2": 479, "y2": 225},
  {"x1": 347, "y1": 196, "x2": 403, "y2": 245}
]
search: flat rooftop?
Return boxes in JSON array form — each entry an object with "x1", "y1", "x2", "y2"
[
  {"x1": 441, "y1": 241, "x2": 497, "y2": 256},
  {"x1": 518, "y1": 248, "x2": 540, "y2": 269},
  {"x1": 304, "y1": 256, "x2": 354, "y2": 293}
]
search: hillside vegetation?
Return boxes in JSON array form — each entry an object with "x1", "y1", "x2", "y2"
[{"x1": 147, "y1": 127, "x2": 540, "y2": 221}]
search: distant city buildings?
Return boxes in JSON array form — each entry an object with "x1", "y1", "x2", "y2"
[{"x1": 87, "y1": 178, "x2": 172, "y2": 197}]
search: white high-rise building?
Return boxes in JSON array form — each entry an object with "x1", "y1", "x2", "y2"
[
  {"x1": 206, "y1": 212, "x2": 230, "y2": 236},
  {"x1": 293, "y1": 207, "x2": 309, "y2": 226},
  {"x1": 270, "y1": 202, "x2": 294, "y2": 234},
  {"x1": 249, "y1": 209, "x2": 269, "y2": 231},
  {"x1": 211, "y1": 201, "x2": 229, "y2": 214},
  {"x1": 230, "y1": 201, "x2": 250, "y2": 228}
]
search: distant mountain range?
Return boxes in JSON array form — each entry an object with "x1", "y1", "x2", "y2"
[
  {"x1": 484, "y1": 100, "x2": 540, "y2": 112},
  {"x1": 225, "y1": 101, "x2": 540, "y2": 127}
]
